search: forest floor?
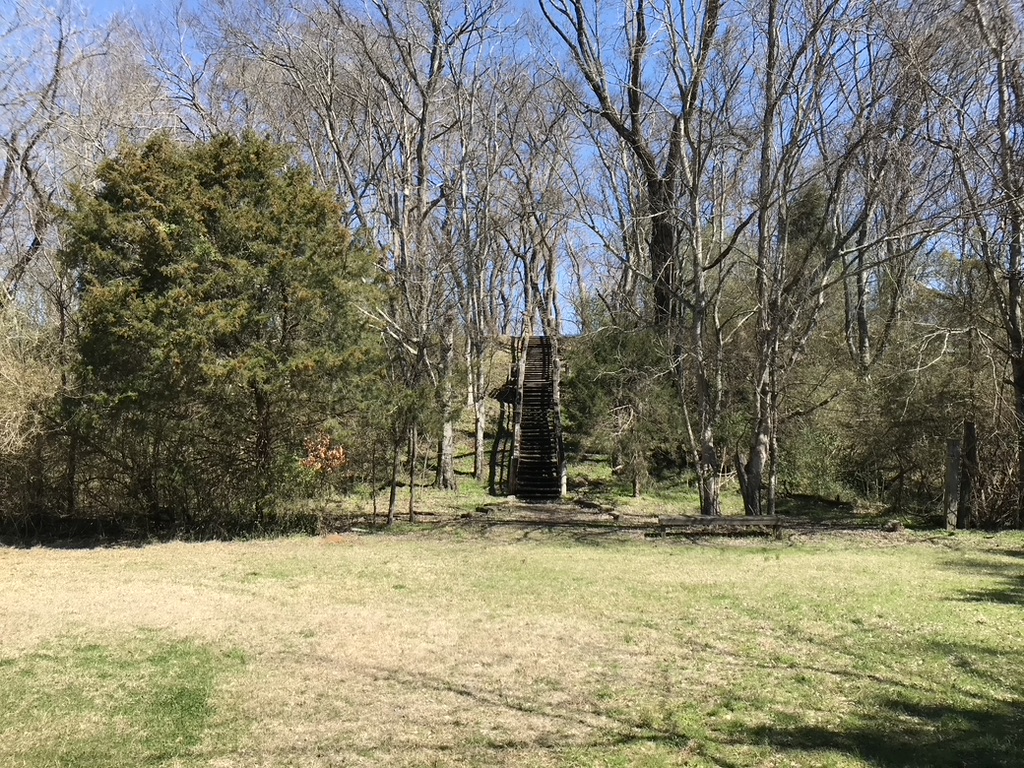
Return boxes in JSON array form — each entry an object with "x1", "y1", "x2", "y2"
[
  {"x1": 303, "y1": 458, "x2": 910, "y2": 540},
  {"x1": 2, "y1": 525, "x2": 1023, "y2": 767}
]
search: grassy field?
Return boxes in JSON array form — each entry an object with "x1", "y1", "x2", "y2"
[{"x1": 2, "y1": 525, "x2": 1023, "y2": 767}]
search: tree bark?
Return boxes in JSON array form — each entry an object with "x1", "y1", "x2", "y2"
[
  {"x1": 387, "y1": 437, "x2": 399, "y2": 527},
  {"x1": 408, "y1": 424, "x2": 417, "y2": 523},
  {"x1": 488, "y1": 397, "x2": 509, "y2": 496},
  {"x1": 698, "y1": 434, "x2": 721, "y2": 516},
  {"x1": 435, "y1": 419, "x2": 457, "y2": 491},
  {"x1": 474, "y1": 391, "x2": 487, "y2": 483},
  {"x1": 548, "y1": 334, "x2": 567, "y2": 498},
  {"x1": 370, "y1": 441, "x2": 378, "y2": 528},
  {"x1": 648, "y1": 187, "x2": 678, "y2": 323},
  {"x1": 1014, "y1": 359, "x2": 1024, "y2": 528},
  {"x1": 957, "y1": 420, "x2": 978, "y2": 529},
  {"x1": 471, "y1": 337, "x2": 488, "y2": 482},
  {"x1": 944, "y1": 439, "x2": 961, "y2": 531},
  {"x1": 744, "y1": 424, "x2": 770, "y2": 516},
  {"x1": 435, "y1": 328, "x2": 458, "y2": 490}
]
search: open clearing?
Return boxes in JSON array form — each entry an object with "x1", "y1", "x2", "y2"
[{"x1": 2, "y1": 527, "x2": 1023, "y2": 767}]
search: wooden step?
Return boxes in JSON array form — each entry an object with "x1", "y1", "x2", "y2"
[{"x1": 512, "y1": 336, "x2": 560, "y2": 501}]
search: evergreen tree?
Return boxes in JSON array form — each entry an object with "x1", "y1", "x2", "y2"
[{"x1": 62, "y1": 133, "x2": 381, "y2": 532}]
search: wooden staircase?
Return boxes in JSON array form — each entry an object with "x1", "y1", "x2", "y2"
[{"x1": 514, "y1": 337, "x2": 561, "y2": 501}]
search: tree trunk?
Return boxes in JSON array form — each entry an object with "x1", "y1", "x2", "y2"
[
  {"x1": 1015, "y1": 361, "x2": 1024, "y2": 528},
  {"x1": 680, "y1": 221, "x2": 724, "y2": 520},
  {"x1": 435, "y1": 329, "x2": 457, "y2": 490},
  {"x1": 474, "y1": 394, "x2": 487, "y2": 483},
  {"x1": 944, "y1": 439, "x2": 961, "y2": 531},
  {"x1": 767, "y1": 389, "x2": 780, "y2": 517},
  {"x1": 469, "y1": 336, "x2": 489, "y2": 483},
  {"x1": 747, "y1": 0, "x2": 779, "y2": 520},
  {"x1": 957, "y1": 420, "x2": 977, "y2": 529},
  {"x1": 744, "y1": 426, "x2": 770, "y2": 516},
  {"x1": 370, "y1": 441, "x2": 378, "y2": 528},
  {"x1": 436, "y1": 420, "x2": 457, "y2": 491},
  {"x1": 1018, "y1": 414, "x2": 1024, "y2": 529},
  {"x1": 408, "y1": 424, "x2": 417, "y2": 523},
  {"x1": 648, "y1": 197, "x2": 677, "y2": 323},
  {"x1": 698, "y1": 433, "x2": 721, "y2": 516},
  {"x1": 387, "y1": 437, "x2": 399, "y2": 527},
  {"x1": 549, "y1": 335, "x2": 567, "y2": 497},
  {"x1": 488, "y1": 399, "x2": 509, "y2": 496},
  {"x1": 64, "y1": 410, "x2": 78, "y2": 518},
  {"x1": 509, "y1": 336, "x2": 527, "y2": 496}
]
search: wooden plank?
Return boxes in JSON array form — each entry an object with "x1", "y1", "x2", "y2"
[{"x1": 658, "y1": 516, "x2": 783, "y2": 527}]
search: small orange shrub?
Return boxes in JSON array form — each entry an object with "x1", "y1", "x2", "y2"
[{"x1": 301, "y1": 432, "x2": 348, "y2": 475}]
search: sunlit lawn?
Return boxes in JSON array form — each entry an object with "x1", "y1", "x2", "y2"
[{"x1": 2, "y1": 527, "x2": 1023, "y2": 766}]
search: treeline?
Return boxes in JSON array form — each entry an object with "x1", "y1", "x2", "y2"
[{"x1": 1, "y1": 0, "x2": 1022, "y2": 535}]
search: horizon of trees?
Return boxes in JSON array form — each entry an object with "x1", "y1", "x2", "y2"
[{"x1": 2, "y1": 0, "x2": 1024, "y2": 534}]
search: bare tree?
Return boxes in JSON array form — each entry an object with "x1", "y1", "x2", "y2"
[
  {"x1": 133, "y1": 1, "x2": 264, "y2": 141},
  {"x1": 736, "y1": 0, "x2": 947, "y2": 515},
  {"x1": 540, "y1": 0, "x2": 754, "y2": 515},
  {"x1": 0, "y1": 2, "x2": 76, "y2": 304},
  {"x1": 496, "y1": 65, "x2": 581, "y2": 494},
  {"x1": 440, "y1": 54, "x2": 521, "y2": 481},
  {"x1": 203, "y1": 0, "x2": 380, "y2": 223},
  {"x1": 914, "y1": 0, "x2": 1024, "y2": 525},
  {"x1": 349, "y1": 0, "x2": 496, "y2": 498}
]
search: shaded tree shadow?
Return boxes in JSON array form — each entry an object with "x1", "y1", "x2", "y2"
[
  {"x1": 739, "y1": 691, "x2": 1023, "y2": 768},
  {"x1": 0, "y1": 506, "x2": 325, "y2": 549},
  {"x1": 727, "y1": 638, "x2": 1024, "y2": 768},
  {"x1": 963, "y1": 575, "x2": 1024, "y2": 606},
  {"x1": 361, "y1": 665, "x2": 742, "y2": 767},
  {"x1": 945, "y1": 551, "x2": 1024, "y2": 606},
  {"x1": 0, "y1": 515, "x2": 146, "y2": 550},
  {"x1": 774, "y1": 495, "x2": 861, "y2": 525},
  {"x1": 982, "y1": 547, "x2": 1024, "y2": 559}
]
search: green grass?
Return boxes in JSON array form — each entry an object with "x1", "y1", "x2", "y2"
[
  {"x1": 0, "y1": 635, "x2": 245, "y2": 767},
  {"x1": 2, "y1": 530, "x2": 1023, "y2": 766}
]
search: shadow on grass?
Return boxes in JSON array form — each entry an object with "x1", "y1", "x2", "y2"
[
  {"x1": 773, "y1": 495, "x2": 871, "y2": 527},
  {"x1": 369, "y1": 655, "x2": 1022, "y2": 767},
  {"x1": 0, "y1": 516, "x2": 147, "y2": 550},
  {"x1": 364, "y1": 623, "x2": 1024, "y2": 768},
  {"x1": 365, "y1": 665, "x2": 740, "y2": 767},
  {"x1": 947, "y1": 549, "x2": 1024, "y2": 606},
  {"x1": 726, "y1": 633, "x2": 1024, "y2": 768},
  {"x1": 0, "y1": 509, "x2": 323, "y2": 550},
  {"x1": 738, "y1": 689, "x2": 1023, "y2": 768},
  {"x1": 963, "y1": 574, "x2": 1024, "y2": 606}
]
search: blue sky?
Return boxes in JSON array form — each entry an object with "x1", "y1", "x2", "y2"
[{"x1": 80, "y1": 0, "x2": 169, "y2": 22}]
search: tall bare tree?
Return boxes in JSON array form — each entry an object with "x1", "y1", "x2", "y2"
[
  {"x1": 737, "y1": 0, "x2": 947, "y2": 515},
  {"x1": 915, "y1": 0, "x2": 1024, "y2": 525},
  {"x1": 1, "y1": 1, "x2": 75, "y2": 304},
  {"x1": 540, "y1": 0, "x2": 755, "y2": 514}
]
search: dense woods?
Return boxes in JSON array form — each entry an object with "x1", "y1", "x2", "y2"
[{"x1": 3, "y1": 0, "x2": 1024, "y2": 535}]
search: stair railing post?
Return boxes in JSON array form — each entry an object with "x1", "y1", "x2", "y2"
[
  {"x1": 510, "y1": 335, "x2": 527, "y2": 497},
  {"x1": 549, "y1": 335, "x2": 567, "y2": 498}
]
